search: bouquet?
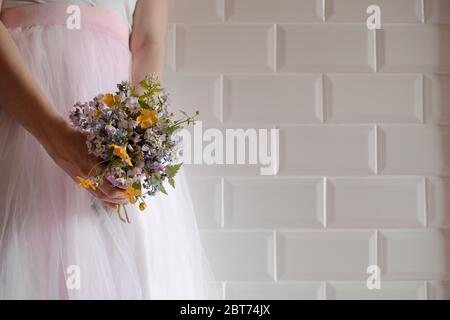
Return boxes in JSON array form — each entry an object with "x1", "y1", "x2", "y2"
[{"x1": 69, "y1": 74, "x2": 198, "y2": 223}]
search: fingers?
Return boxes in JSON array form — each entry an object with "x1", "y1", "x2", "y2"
[
  {"x1": 91, "y1": 164, "x2": 128, "y2": 200},
  {"x1": 76, "y1": 162, "x2": 129, "y2": 205},
  {"x1": 87, "y1": 186, "x2": 127, "y2": 205},
  {"x1": 98, "y1": 181, "x2": 128, "y2": 202}
]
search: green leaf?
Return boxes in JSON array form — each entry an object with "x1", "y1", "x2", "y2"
[
  {"x1": 139, "y1": 79, "x2": 150, "y2": 90},
  {"x1": 138, "y1": 97, "x2": 147, "y2": 109},
  {"x1": 154, "y1": 172, "x2": 162, "y2": 180},
  {"x1": 179, "y1": 110, "x2": 190, "y2": 118},
  {"x1": 132, "y1": 182, "x2": 141, "y2": 190},
  {"x1": 165, "y1": 163, "x2": 182, "y2": 179},
  {"x1": 130, "y1": 87, "x2": 139, "y2": 97},
  {"x1": 163, "y1": 125, "x2": 181, "y2": 135},
  {"x1": 149, "y1": 175, "x2": 159, "y2": 185},
  {"x1": 168, "y1": 177, "x2": 175, "y2": 189},
  {"x1": 160, "y1": 183, "x2": 168, "y2": 195}
]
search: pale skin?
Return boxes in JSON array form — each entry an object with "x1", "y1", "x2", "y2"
[{"x1": 0, "y1": 0, "x2": 168, "y2": 209}]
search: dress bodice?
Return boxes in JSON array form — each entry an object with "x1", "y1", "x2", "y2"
[{"x1": 2, "y1": 0, "x2": 137, "y2": 30}]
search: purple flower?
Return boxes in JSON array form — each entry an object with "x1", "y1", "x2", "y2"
[{"x1": 105, "y1": 125, "x2": 116, "y2": 136}]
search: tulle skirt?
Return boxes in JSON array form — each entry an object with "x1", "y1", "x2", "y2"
[{"x1": 0, "y1": 3, "x2": 217, "y2": 299}]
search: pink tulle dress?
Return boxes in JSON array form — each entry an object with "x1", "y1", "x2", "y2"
[{"x1": 0, "y1": 2, "x2": 217, "y2": 299}]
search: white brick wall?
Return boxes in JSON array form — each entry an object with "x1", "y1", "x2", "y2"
[{"x1": 165, "y1": 0, "x2": 450, "y2": 299}]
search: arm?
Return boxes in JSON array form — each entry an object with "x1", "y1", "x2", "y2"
[
  {"x1": 130, "y1": 0, "x2": 168, "y2": 87},
  {"x1": 0, "y1": 3, "x2": 65, "y2": 145},
  {"x1": 0, "y1": 3, "x2": 127, "y2": 207}
]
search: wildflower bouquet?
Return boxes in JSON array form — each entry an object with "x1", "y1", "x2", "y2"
[{"x1": 69, "y1": 74, "x2": 198, "y2": 223}]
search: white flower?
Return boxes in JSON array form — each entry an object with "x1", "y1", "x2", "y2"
[
  {"x1": 127, "y1": 96, "x2": 140, "y2": 113},
  {"x1": 118, "y1": 119, "x2": 128, "y2": 129}
]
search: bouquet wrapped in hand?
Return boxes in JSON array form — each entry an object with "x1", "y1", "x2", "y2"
[{"x1": 69, "y1": 74, "x2": 198, "y2": 223}]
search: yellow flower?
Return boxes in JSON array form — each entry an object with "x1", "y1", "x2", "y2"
[
  {"x1": 102, "y1": 93, "x2": 121, "y2": 107},
  {"x1": 94, "y1": 109, "x2": 101, "y2": 119},
  {"x1": 109, "y1": 144, "x2": 132, "y2": 166},
  {"x1": 139, "y1": 202, "x2": 146, "y2": 211},
  {"x1": 75, "y1": 176, "x2": 97, "y2": 190},
  {"x1": 136, "y1": 109, "x2": 158, "y2": 129},
  {"x1": 123, "y1": 184, "x2": 141, "y2": 204}
]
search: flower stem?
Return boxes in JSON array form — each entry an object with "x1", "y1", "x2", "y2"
[
  {"x1": 116, "y1": 205, "x2": 127, "y2": 223},
  {"x1": 87, "y1": 159, "x2": 109, "y2": 178},
  {"x1": 123, "y1": 205, "x2": 130, "y2": 223}
]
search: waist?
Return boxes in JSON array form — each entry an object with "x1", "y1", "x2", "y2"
[{"x1": 0, "y1": 3, "x2": 129, "y2": 46}]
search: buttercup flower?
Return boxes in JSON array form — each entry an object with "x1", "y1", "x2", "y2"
[
  {"x1": 102, "y1": 93, "x2": 121, "y2": 107},
  {"x1": 123, "y1": 185, "x2": 141, "y2": 204},
  {"x1": 109, "y1": 144, "x2": 132, "y2": 166},
  {"x1": 75, "y1": 176, "x2": 97, "y2": 190},
  {"x1": 136, "y1": 109, "x2": 158, "y2": 129}
]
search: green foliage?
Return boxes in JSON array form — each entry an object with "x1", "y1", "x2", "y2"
[{"x1": 165, "y1": 163, "x2": 182, "y2": 189}]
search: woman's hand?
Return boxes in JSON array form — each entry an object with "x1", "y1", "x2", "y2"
[{"x1": 40, "y1": 116, "x2": 129, "y2": 209}]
